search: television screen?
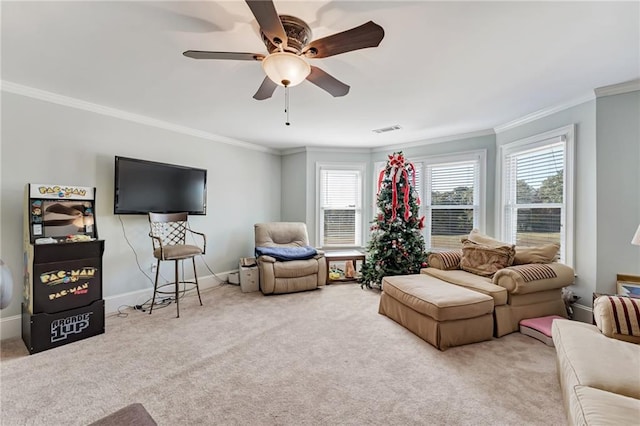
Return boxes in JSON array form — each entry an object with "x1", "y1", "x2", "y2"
[{"x1": 114, "y1": 156, "x2": 207, "y2": 215}]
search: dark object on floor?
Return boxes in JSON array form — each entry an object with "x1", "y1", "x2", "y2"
[
  {"x1": 89, "y1": 403, "x2": 157, "y2": 426},
  {"x1": 562, "y1": 287, "x2": 580, "y2": 319}
]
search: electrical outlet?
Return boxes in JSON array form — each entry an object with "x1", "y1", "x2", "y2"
[{"x1": 150, "y1": 262, "x2": 157, "y2": 273}]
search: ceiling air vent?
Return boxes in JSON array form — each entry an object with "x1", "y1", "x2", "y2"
[{"x1": 372, "y1": 125, "x2": 401, "y2": 134}]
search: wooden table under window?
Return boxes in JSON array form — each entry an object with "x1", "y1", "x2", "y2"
[{"x1": 324, "y1": 250, "x2": 366, "y2": 284}]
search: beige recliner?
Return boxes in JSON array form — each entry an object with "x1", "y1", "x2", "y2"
[{"x1": 254, "y1": 222, "x2": 327, "y2": 295}]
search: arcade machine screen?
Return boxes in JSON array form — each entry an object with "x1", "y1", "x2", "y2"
[{"x1": 31, "y1": 200, "x2": 95, "y2": 239}]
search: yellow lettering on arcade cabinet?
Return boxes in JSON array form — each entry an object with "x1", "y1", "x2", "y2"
[
  {"x1": 71, "y1": 269, "x2": 94, "y2": 278},
  {"x1": 40, "y1": 268, "x2": 97, "y2": 286},
  {"x1": 36, "y1": 185, "x2": 86, "y2": 198},
  {"x1": 41, "y1": 271, "x2": 66, "y2": 284},
  {"x1": 48, "y1": 282, "x2": 89, "y2": 300}
]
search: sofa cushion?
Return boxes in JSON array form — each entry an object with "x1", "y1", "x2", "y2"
[
  {"x1": 465, "y1": 230, "x2": 560, "y2": 268},
  {"x1": 427, "y1": 250, "x2": 462, "y2": 270},
  {"x1": 513, "y1": 243, "x2": 560, "y2": 265},
  {"x1": 154, "y1": 245, "x2": 202, "y2": 260},
  {"x1": 272, "y1": 259, "x2": 319, "y2": 278},
  {"x1": 421, "y1": 267, "x2": 508, "y2": 306},
  {"x1": 594, "y1": 296, "x2": 640, "y2": 344},
  {"x1": 552, "y1": 319, "x2": 640, "y2": 400},
  {"x1": 254, "y1": 222, "x2": 309, "y2": 247},
  {"x1": 382, "y1": 274, "x2": 493, "y2": 321},
  {"x1": 459, "y1": 240, "x2": 515, "y2": 277},
  {"x1": 571, "y1": 386, "x2": 640, "y2": 426}
]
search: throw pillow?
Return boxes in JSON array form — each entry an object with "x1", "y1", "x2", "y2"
[
  {"x1": 460, "y1": 239, "x2": 515, "y2": 277},
  {"x1": 513, "y1": 243, "x2": 560, "y2": 265},
  {"x1": 427, "y1": 250, "x2": 462, "y2": 270},
  {"x1": 594, "y1": 295, "x2": 640, "y2": 344},
  {"x1": 466, "y1": 229, "x2": 510, "y2": 247}
]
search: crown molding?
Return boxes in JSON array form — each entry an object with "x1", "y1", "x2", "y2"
[
  {"x1": 280, "y1": 146, "x2": 371, "y2": 156},
  {"x1": 1, "y1": 80, "x2": 279, "y2": 155},
  {"x1": 494, "y1": 92, "x2": 595, "y2": 134},
  {"x1": 371, "y1": 129, "x2": 495, "y2": 153},
  {"x1": 594, "y1": 79, "x2": 640, "y2": 98},
  {"x1": 305, "y1": 146, "x2": 371, "y2": 154},
  {"x1": 280, "y1": 147, "x2": 307, "y2": 156}
]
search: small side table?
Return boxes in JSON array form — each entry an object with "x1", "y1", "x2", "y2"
[{"x1": 324, "y1": 250, "x2": 366, "y2": 284}]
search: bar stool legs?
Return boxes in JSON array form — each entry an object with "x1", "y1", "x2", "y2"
[
  {"x1": 149, "y1": 259, "x2": 161, "y2": 315},
  {"x1": 149, "y1": 258, "x2": 202, "y2": 318},
  {"x1": 174, "y1": 260, "x2": 180, "y2": 318},
  {"x1": 193, "y1": 257, "x2": 203, "y2": 306}
]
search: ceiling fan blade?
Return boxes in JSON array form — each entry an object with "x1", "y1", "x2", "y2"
[
  {"x1": 253, "y1": 76, "x2": 278, "y2": 100},
  {"x1": 303, "y1": 21, "x2": 384, "y2": 59},
  {"x1": 183, "y1": 51, "x2": 264, "y2": 61},
  {"x1": 306, "y1": 66, "x2": 350, "y2": 97},
  {"x1": 245, "y1": 0, "x2": 287, "y2": 47}
]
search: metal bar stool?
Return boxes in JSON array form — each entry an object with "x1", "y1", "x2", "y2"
[{"x1": 148, "y1": 212, "x2": 205, "y2": 317}]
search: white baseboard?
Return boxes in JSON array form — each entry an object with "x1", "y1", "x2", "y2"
[
  {"x1": 0, "y1": 270, "x2": 237, "y2": 341},
  {"x1": 572, "y1": 303, "x2": 593, "y2": 324},
  {"x1": 103, "y1": 271, "x2": 234, "y2": 313},
  {"x1": 0, "y1": 314, "x2": 22, "y2": 341}
]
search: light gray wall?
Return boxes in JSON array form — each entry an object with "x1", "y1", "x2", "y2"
[
  {"x1": 372, "y1": 134, "x2": 497, "y2": 237},
  {"x1": 595, "y1": 90, "x2": 640, "y2": 291},
  {"x1": 281, "y1": 151, "x2": 307, "y2": 223},
  {"x1": 496, "y1": 100, "x2": 598, "y2": 302},
  {"x1": 1, "y1": 92, "x2": 281, "y2": 319}
]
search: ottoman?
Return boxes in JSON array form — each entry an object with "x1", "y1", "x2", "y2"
[{"x1": 379, "y1": 274, "x2": 494, "y2": 350}]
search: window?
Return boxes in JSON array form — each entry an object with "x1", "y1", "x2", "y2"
[
  {"x1": 499, "y1": 125, "x2": 574, "y2": 265},
  {"x1": 317, "y1": 164, "x2": 364, "y2": 247},
  {"x1": 422, "y1": 152, "x2": 484, "y2": 250},
  {"x1": 375, "y1": 152, "x2": 485, "y2": 250}
]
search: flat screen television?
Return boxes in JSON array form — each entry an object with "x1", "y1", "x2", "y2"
[{"x1": 114, "y1": 156, "x2": 207, "y2": 215}]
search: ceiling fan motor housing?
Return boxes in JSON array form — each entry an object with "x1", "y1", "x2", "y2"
[{"x1": 262, "y1": 15, "x2": 312, "y2": 54}]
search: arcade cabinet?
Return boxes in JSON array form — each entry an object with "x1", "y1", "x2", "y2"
[{"x1": 22, "y1": 183, "x2": 105, "y2": 354}]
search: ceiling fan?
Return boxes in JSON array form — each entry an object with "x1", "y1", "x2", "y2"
[{"x1": 183, "y1": 0, "x2": 385, "y2": 101}]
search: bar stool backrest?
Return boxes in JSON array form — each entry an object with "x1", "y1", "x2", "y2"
[{"x1": 148, "y1": 212, "x2": 188, "y2": 250}]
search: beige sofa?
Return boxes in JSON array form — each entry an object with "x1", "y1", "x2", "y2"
[
  {"x1": 423, "y1": 231, "x2": 573, "y2": 337},
  {"x1": 552, "y1": 296, "x2": 640, "y2": 425}
]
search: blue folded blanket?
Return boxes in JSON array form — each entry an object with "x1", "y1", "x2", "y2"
[{"x1": 255, "y1": 246, "x2": 317, "y2": 261}]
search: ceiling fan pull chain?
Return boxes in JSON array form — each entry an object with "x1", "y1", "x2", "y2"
[{"x1": 285, "y1": 85, "x2": 291, "y2": 126}]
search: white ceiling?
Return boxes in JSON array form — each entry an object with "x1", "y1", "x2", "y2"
[{"x1": 2, "y1": 1, "x2": 639, "y2": 151}]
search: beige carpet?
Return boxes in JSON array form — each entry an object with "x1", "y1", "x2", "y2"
[{"x1": 0, "y1": 284, "x2": 566, "y2": 425}]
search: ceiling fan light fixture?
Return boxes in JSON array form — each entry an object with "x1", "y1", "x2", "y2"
[{"x1": 262, "y1": 52, "x2": 310, "y2": 87}]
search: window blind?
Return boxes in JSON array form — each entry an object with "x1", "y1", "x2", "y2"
[
  {"x1": 320, "y1": 168, "x2": 362, "y2": 246},
  {"x1": 504, "y1": 140, "x2": 565, "y2": 254},
  {"x1": 426, "y1": 161, "x2": 477, "y2": 249}
]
